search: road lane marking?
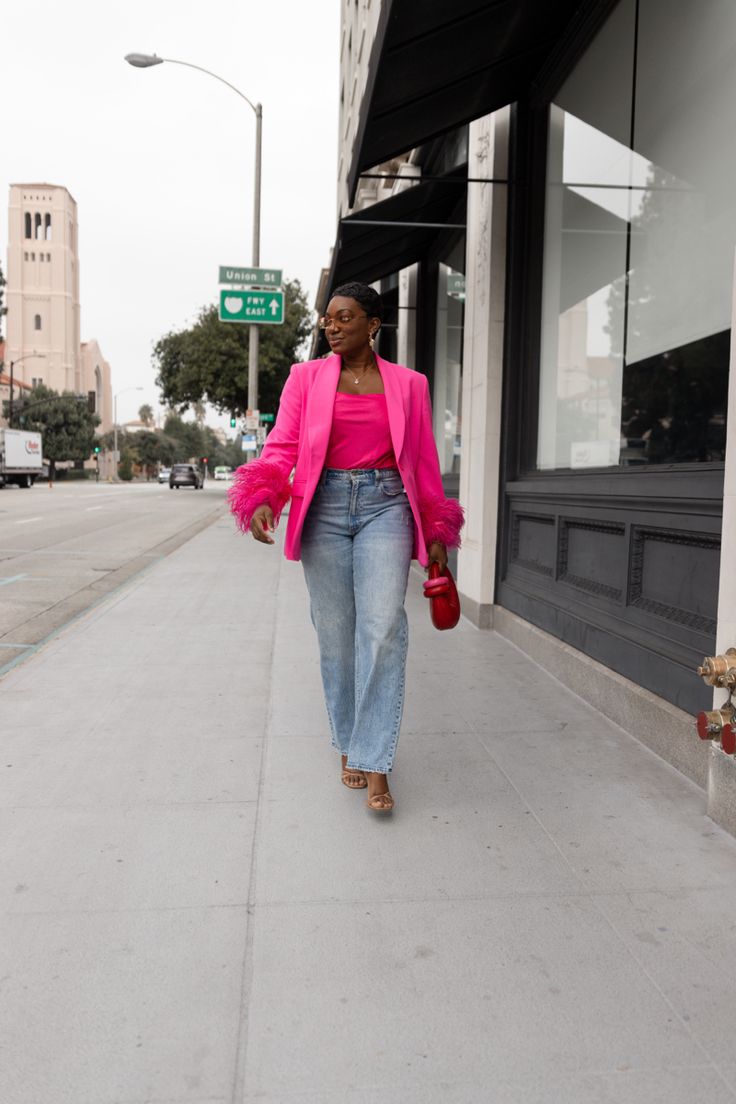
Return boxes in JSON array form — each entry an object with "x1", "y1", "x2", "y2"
[
  {"x1": 0, "y1": 574, "x2": 28, "y2": 586},
  {"x1": 0, "y1": 642, "x2": 34, "y2": 649},
  {"x1": 14, "y1": 517, "x2": 43, "y2": 525},
  {"x1": 85, "y1": 506, "x2": 105, "y2": 512}
]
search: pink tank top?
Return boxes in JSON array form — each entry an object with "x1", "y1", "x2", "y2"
[{"x1": 324, "y1": 392, "x2": 397, "y2": 470}]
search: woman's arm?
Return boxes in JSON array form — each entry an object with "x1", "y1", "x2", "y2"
[
  {"x1": 414, "y1": 374, "x2": 465, "y2": 559},
  {"x1": 228, "y1": 365, "x2": 302, "y2": 535}
]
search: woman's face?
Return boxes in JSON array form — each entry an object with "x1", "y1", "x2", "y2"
[{"x1": 322, "y1": 296, "x2": 379, "y2": 358}]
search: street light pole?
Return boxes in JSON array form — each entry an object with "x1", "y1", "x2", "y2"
[
  {"x1": 249, "y1": 102, "x2": 262, "y2": 413},
  {"x1": 8, "y1": 353, "x2": 46, "y2": 426},
  {"x1": 125, "y1": 52, "x2": 262, "y2": 412}
]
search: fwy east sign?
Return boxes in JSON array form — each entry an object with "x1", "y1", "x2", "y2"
[{"x1": 219, "y1": 289, "x2": 284, "y2": 325}]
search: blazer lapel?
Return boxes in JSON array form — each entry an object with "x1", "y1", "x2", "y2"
[
  {"x1": 306, "y1": 354, "x2": 341, "y2": 465},
  {"x1": 377, "y1": 355, "x2": 406, "y2": 461}
]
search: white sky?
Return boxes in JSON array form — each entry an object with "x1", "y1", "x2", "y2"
[{"x1": 2, "y1": 0, "x2": 340, "y2": 428}]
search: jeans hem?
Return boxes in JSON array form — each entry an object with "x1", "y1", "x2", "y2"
[{"x1": 346, "y1": 761, "x2": 393, "y2": 774}]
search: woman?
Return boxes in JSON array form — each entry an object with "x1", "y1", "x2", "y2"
[{"x1": 229, "y1": 282, "x2": 463, "y2": 814}]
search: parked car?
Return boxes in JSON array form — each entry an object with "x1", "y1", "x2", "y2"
[
  {"x1": 158, "y1": 467, "x2": 172, "y2": 484},
  {"x1": 213, "y1": 466, "x2": 232, "y2": 481},
  {"x1": 169, "y1": 463, "x2": 203, "y2": 490}
]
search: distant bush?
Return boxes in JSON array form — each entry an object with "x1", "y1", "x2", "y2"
[{"x1": 118, "y1": 451, "x2": 134, "y2": 481}]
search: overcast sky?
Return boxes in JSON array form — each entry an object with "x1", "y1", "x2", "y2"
[{"x1": 2, "y1": 0, "x2": 340, "y2": 427}]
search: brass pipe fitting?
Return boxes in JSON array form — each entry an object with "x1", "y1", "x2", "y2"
[
  {"x1": 696, "y1": 708, "x2": 734, "y2": 740},
  {"x1": 695, "y1": 648, "x2": 736, "y2": 753},
  {"x1": 696, "y1": 711, "x2": 736, "y2": 754},
  {"x1": 697, "y1": 648, "x2": 736, "y2": 687}
]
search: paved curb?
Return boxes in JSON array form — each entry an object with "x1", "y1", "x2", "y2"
[{"x1": 0, "y1": 504, "x2": 225, "y2": 680}]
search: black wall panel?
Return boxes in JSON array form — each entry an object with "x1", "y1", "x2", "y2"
[{"x1": 498, "y1": 472, "x2": 723, "y2": 714}]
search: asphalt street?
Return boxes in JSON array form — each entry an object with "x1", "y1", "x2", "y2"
[{"x1": 0, "y1": 478, "x2": 226, "y2": 675}]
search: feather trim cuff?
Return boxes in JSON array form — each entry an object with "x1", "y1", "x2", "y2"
[
  {"x1": 418, "y1": 495, "x2": 465, "y2": 549},
  {"x1": 228, "y1": 459, "x2": 292, "y2": 534}
]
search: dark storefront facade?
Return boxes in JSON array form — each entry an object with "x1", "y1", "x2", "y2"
[
  {"x1": 499, "y1": 0, "x2": 734, "y2": 715},
  {"x1": 326, "y1": 0, "x2": 736, "y2": 804}
]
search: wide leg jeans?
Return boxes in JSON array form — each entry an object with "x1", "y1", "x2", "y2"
[{"x1": 300, "y1": 468, "x2": 414, "y2": 773}]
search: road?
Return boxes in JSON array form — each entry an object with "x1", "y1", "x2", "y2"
[{"x1": 0, "y1": 478, "x2": 228, "y2": 675}]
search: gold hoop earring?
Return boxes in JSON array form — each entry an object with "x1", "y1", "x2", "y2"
[{"x1": 369, "y1": 332, "x2": 375, "y2": 349}]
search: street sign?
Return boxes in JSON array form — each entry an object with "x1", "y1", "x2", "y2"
[
  {"x1": 219, "y1": 266, "x2": 282, "y2": 287},
  {"x1": 244, "y1": 413, "x2": 259, "y2": 430},
  {"x1": 241, "y1": 435, "x2": 257, "y2": 451},
  {"x1": 447, "y1": 271, "x2": 466, "y2": 300},
  {"x1": 260, "y1": 413, "x2": 274, "y2": 423},
  {"x1": 219, "y1": 289, "x2": 284, "y2": 325},
  {"x1": 256, "y1": 427, "x2": 267, "y2": 445}
]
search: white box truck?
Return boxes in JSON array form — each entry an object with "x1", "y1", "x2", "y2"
[{"x1": 0, "y1": 429, "x2": 43, "y2": 487}]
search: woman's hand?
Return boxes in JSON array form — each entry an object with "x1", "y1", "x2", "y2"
[
  {"x1": 250, "y1": 504, "x2": 276, "y2": 544},
  {"x1": 427, "y1": 541, "x2": 448, "y2": 569}
]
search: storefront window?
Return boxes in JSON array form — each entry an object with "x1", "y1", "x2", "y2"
[
  {"x1": 377, "y1": 274, "x2": 398, "y2": 363},
  {"x1": 433, "y1": 244, "x2": 465, "y2": 479},
  {"x1": 537, "y1": 0, "x2": 733, "y2": 470}
]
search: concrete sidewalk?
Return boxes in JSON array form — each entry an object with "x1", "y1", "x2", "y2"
[{"x1": 2, "y1": 515, "x2": 736, "y2": 1104}]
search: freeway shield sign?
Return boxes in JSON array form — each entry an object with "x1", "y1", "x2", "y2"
[{"x1": 219, "y1": 289, "x2": 284, "y2": 325}]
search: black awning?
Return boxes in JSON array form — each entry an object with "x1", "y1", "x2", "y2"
[
  {"x1": 348, "y1": 0, "x2": 582, "y2": 204},
  {"x1": 322, "y1": 170, "x2": 466, "y2": 306}
]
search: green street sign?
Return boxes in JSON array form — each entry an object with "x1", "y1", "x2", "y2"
[
  {"x1": 260, "y1": 413, "x2": 275, "y2": 423},
  {"x1": 447, "y1": 271, "x2": 466, "y2": 298},
  {"x1": 219, "y1": 289, "x2": 284, "y2": 325},
  {"x1": 219, "y1": 266, "x2": 282, "y2": 287}
]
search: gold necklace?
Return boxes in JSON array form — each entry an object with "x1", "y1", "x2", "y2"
[{"x1": 346, "y1": 362, "x2": 372, "y2": 387}]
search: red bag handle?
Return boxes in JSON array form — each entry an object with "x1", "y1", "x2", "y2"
[{"x1": 423, "y1": 562, "x2": 461, "y2": 630}]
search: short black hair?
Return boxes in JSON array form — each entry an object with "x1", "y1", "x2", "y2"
[{"x1": 329, "y1": 281, "x2": 383, "y2": 322}]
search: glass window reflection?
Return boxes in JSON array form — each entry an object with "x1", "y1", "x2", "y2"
[
  {"x1": 434, "y1": 253, "x2": 465, "y2": 478},
  {"x1": 536, "y1": 0, "x2": 732, "y2": 470}
]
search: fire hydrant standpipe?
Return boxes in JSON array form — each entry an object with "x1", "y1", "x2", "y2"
[{"x1": 696, "y1": 648, "x2": 736, "y2": 754}]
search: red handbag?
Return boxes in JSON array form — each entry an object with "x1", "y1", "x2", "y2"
[{"x1": 423, "y1": 562, "x2": 461, "y2": 630}]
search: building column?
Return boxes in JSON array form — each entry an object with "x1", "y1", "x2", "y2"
[
  {"x1": 396, "y1": 263, "x2": 418, "y2": 371},
  {"x1": 456, "y1": 109, "x2": 509, "y2": 628},
  {"x1": 707, "y1": 250, "x2": 736, "y2": 832}
]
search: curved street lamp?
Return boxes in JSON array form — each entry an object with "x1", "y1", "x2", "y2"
[
  {"x1": 8, "y1": 353, "x2": 46, "y2": 427},
  {"x1": 124, "y1": 52, "x2": 263, "y2": 413}
]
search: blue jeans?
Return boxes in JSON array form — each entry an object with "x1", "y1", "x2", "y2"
[{"x1": 300, "y1": 468, "x2": 414, "y2": 773}]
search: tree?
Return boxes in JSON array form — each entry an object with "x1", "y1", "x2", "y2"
[
  {"x1": 163, "y1": 412, "x2": 206, "y2": 461},
  {"x1": 131, "y1": 430, "x2": 166, "y2": 478},
  {"x1": 98, "y1": 426, "x2": 180, "y2": 475},
  {"x1": 118, "y1": 448, "x2": 134, "y2": 481},
  {"x1": 14, "y1": 384, "x2": 100, "y2": 479},
  {"x1": 153, "y1": 278, "x2": 313, "y2": 418},
  {"x1": 138, "y1": 403, "x2": 155, "y2": 427}
]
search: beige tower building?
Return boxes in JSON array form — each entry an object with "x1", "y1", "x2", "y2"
[{"x1": 4, "y1": 183, "x2": 112, "y2": 431}]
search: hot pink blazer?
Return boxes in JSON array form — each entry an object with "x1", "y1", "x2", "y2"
[{"x1": 228, "y1": 354, "x2": 464, "y2": 566}]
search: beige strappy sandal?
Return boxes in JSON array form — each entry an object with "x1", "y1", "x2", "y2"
[
  {"x1": 365, "y1": 791, "x2": 395, "y2": 814},
  {"x1": 341, "y1": 765, "x2": 368, "y2": 789}
]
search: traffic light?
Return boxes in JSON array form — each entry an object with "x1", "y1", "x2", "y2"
[
  {"x1": 201, "y1": 457, "x2": 208, "y2": 465},
  {"x1": 229, "y1": 415, "x2": 237, "y2": 428},
  {"x1": 93, "y1": 445, "x2": 101, "y2": 454}
]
